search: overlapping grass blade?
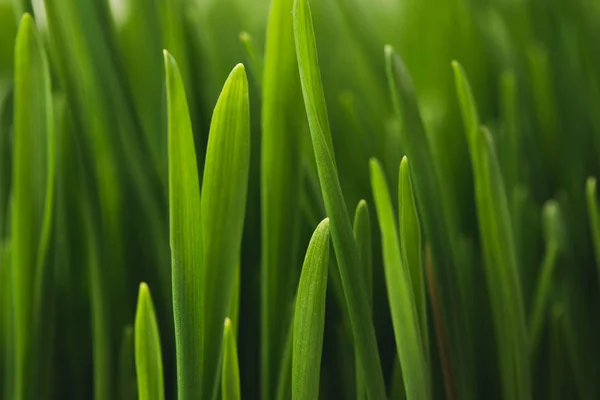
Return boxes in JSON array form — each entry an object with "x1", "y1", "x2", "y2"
[
  {"x1": 200, "y1": 63, "x2": 250, "y2": 400},
  {"x1": 261, "y1": 0, "x2": 304, "y2": 397},
  {"x1": 239, "y1": 31, "x2": 263, "y2": 89},
  {"x1": 453, "y1": 61, "x2": 531, "y2": 400},
  {"x1": 135, "y1": 283, "x2": 164, "y2": 400},
  {"x1": 529, "y1": 200, "x2": 562, "y2": 353},
  {"x1": 586, "y1": 177, "x2": 600, "y2": 282},
  {"x1": 370, "y1": 158, "x2": 430, "y2": 400},
  {"x1": 352, "y1": 199, "x2": 371, "y2": 400},
  {"x1": 165, "y1": 50, "x2": 203, "y2": 400},
  {"x1": 118, "y1": 325, "x2": 136, "y2": 400},
  {"x1": 398, "y1": 157, "x2": 429, "y2": 364},
  {"x1": 12, "y1": 13, "x2": 54, "y2": 400},
  {"x1": 385, "y1": 45, "x2": 474, "y2": 399},
  {"x1": 222, "y1": 318, "x2": 241, "y2": 400},
  {"x1": 292, "y1": 218, "x2": 330, "y2": 400},
  {"x1": 1, "y1": 244, "x2": 12, "y2": 400},
  {"x1": 293, "y1": 0, "x2": 386, "y2": 396}
]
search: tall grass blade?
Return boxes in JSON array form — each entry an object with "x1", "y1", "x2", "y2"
[
  {"x1": 293, "y1": 0, "x2": 386, "y2": 396},
  {"x1": 12, "y1": 13, "x2": 54, "y2": 400},
  {"x1": 261, "y1": 0, "x2": 304, "y2": 396},
  {"x1": 352, "y1": 199, "x2": 371, "y2": 400},
  {"x1": 118, "y1": 325, "x2": 137, "y2": 400},
  {"x1": 529, "y1": 201, "x2": 562, "y2": 353},
  {"x1": 370, "y1": 158, "x2": 430, "y2": 400},
  {"x1": 385, "y1": 45, "x2": 473, "y2": 399},
  {"x1": 292, "y1": 218, "x2": 330, "y2": 400},
  {"x1": 200, "y1": 63, "x2": 250, "y2": 400},
  {"x1": 453, "y1": 61, "x2": 531, "y2": 400},
  {"x1": 239, "y1": 31, "x2": 263, "y2": 89},
  {"x1": 135, "y1": 283, "x2": 164, "y2": 400},
  {"x1": 398, "y1": 157, "x2": 429, "y2": 363},
  {"x1": 165, "y1": 50, "x2": 204, "y2": 400},
  {"x1": 222, "y1": 318, "x2": 241, "y2": 400}
]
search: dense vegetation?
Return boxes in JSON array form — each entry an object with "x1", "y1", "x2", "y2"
[{"x1": 1, "y1": 0, "x2": 600, "y2": 399}]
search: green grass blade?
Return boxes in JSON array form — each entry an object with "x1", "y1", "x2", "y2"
[
  {"x1": 275, "y1": 314, "x2": 294, "y2": 400},
  {"x1": 201, "y1": 63, "x2": 250, "y2": 400},
  {"x1": 262, "y1": 0, "x2": 304, "y2": 396},
  {"x1": 352, "y1": 199, "x2": 371, "y2": 400},
  {"x1": 453, "y1": 61, "x2": 531, "y2": 400},
  {"x1": 165, "y1": 50, "x2": 204, "y2": 400},
  {"x1": 222, "y1": 318, "x2": 241, "y2": 400},
  {"x1": 385, "y1": 45, "x2": 473, "y2": 399},
  {"x1": 12, "y1": 13, "x2": 54, "y2": 400},
  {"x1": 293, "y1": 0, "x2": 386, "y2": 396},
  {"x1": 370, "y1": 158, "x2": 430, "y2": 400},
  {"x1": 1, "y1": 243, "x2": 12, "y2": 400},
  {"x1": 586, "y1": 177, "x2": 600, "y2": 284},
  {"x1": 399, "y1": 157, "x2": 429, "y2": 366},
  {"x1": 135, "y1": 283, "x2": 164, "y2": 400},
  {"x1": 292, "y1": 218, "x2": 330, "y2": 400},
  {"x1": 529, "y1": 201, "x2": 562, "y2": 353}
]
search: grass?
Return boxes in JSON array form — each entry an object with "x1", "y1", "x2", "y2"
[{"x1": 1, "y1": 0, "x2": 600, "y2": 399}]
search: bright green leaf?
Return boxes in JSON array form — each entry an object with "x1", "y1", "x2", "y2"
[{"x1": 222, "y1": 318, "x2": 241, "y2": 400}]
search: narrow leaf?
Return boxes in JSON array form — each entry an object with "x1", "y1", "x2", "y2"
[
  {"x1": 292, "y1": 218, "x2": 330, "y2": 400},
  {"x1": 165, "y1": 50, "x2": 203, "y2": 400},
  {"x1": 293, "y1": 0, "x2": 386, "y2": 396},
  {"x1": 453, "y1": 61, "x2": 531, "y2": 400},
  {"x1": 222, "y1": 318, "x2": 241, "y2": 400},
  {"x1": 370, "y1": 158, "x2": 430, "y2": 400},
  {"x1": 135, "y1": 283, "x2": 164, "y2": 400},
  {"x1": 586, "y1": 177, "x2": 600, "y2": 285},
  {"x1": 201, "y1": 63, "x2": 250, "y2": 400}
]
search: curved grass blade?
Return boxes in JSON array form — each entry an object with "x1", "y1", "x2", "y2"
[
  {"x1": 201, "y1": 63, "x2": 250, "y2": 400},
  {"x1": 370, "y1": 158, "x2": 430, "y2": 400},
  {"x1": 529, "y1": 201, "x2": 562, "y2": 353},
  {"x1": 222, "y1": 318, "x2": 241, "y2": 400},
  {"x1": 385, "y1": 45, "x2": 473, "y2": 399},
  {"x1": 135, "y1": 283, "x2": 164, "y2": 400},
  {"x1": 262, "y1": 0, "x2": 304, "y2": 396},
  {"x1": 352, "y1": 199, "x2": 371, "y2": 400},
  {"x1": 292, "y1": 218, "x2": 330, "y2": 400},
  {"x1": 12, "y1": 13, "x2": 55, "y2": 400},
  {"x1": 398, "y1": 157, "x2": 429, "y2": 364},
  {"x1": 586, "y1": 177, "x2": 600, "y2": 284},
  {"x1": 165, "y1": 50, "x2": 203, "y2": 400},
  {"x1": 453, "y1": 61, "x2": 531, "y2": 400},
  {"x1": 293, "y1": 0, "x2": 386, "y2": 396}
]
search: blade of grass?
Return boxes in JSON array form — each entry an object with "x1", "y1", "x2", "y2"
[
  {"x1": 222, "y1": 318, "x2": 241, "y2": 400},
  {"x1": 293, "y1": 0, "x2": 386, "y2": 396},
  {"x1": 239, "y1": 31, "x2": 263, "y2": 89},
  {"x1": 586, "y1": 177, "x2": 600, "y2": 286},
  {"x1": 1, "y1": 243, "x2": 12, "y2": 400},
  {"x1": 370, "y1": 158, "x2": 430, "y2": 400},
  {"x1": 261, "y1": 0, "x2": 304, "y2": 397},
  {"x1": 292, "y1": 218, "x2": 330, "y2": 400},
  {"x1": 135, "y1": 283, "x2": 164, "y2": 400},
  {"x1": 385, "y1": 45, "x2": 473, "y2": 399},
  {"x1": 398, "y1": 157, "x2": 429, "y2": 364},
  {"x1": 453, "y1": 61, "x2": 531, "y2": 400},
  {"x1": 200, "y1": 63, "x2": 250, "y2": 400},
  {"x1": 529, "y1": 200, "x2": 562, "y2": 353},
  {"x1": 165, "y1": 50, "x2": 203, "y2": 400},
  {"x1": 12, "y1": 13, "x2": 54, "y2": 400},
  {"x1": 352, "y1": 199, "x2": 371, "y2": 400}
]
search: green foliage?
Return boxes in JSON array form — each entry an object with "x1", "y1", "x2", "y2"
[{"x1": 2, "y1": 0, "x2": 600, "y2": 399}]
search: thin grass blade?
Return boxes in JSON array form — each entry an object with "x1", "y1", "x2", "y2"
[
  {"x1": 370, "y1": 158, "x2": 430, "y2": 400},
  {"x1": 293, "y1": 0, "x2": 386, "y2": 396},
  {"x1": 165, "y1": 50, "x2": 203, "y2": 400},
  {"x1": 200, "y1": 63, "x2": 250, "y2": 400},
  {"x1": 453, "y1": 61, "x2": 531, "y2": 400},
  {"x1": 586, "y1": 177, "x2": 600, "y2": 285},
  {"x1": 135, "y1": 283, "x2": 164, "y2": 400},
  {"x1": 292, "y1": 218, "x2": 330, "y2": 400},
  {"x1": 222, "y1": 318, "x2": 241, "y2": 400}
]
